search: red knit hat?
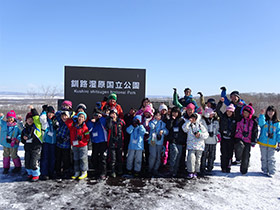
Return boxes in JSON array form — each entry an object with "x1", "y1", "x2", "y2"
[{"x1": 6, "y1": 110, "x2": 16, "y2": 119}]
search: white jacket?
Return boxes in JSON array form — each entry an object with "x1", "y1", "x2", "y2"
[{"x1": 201, "y1": 118, "x2": 220, "y2": 145}]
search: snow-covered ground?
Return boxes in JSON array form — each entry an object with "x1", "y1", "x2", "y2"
[{"x1": 0, "y1": 144, "x2": 279, "y2": 210}]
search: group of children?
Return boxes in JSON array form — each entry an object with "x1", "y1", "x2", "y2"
[{"x1": 0, "y1": 87, "x2": 279, "y2": 182}]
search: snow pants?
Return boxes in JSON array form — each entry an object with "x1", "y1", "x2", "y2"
[
  {"x1": 220, "y1": 138, "x2": 234, "y2": 170},
  {"x1": 201, "y1": 144, "x2": 216, "y2": 172},
  {"x1": 187, "y1": 150, "x2": 203, "y2": 173},
  {"x1": 40, "y1": 143, "x2": 56, "y2": 177},
  {"x1": 235, "y1": 140, "x2": 251, "y2": 174},
  {"x1": 149, "y1": 144, "x2": 162, "y2": 173},
  {"x1": 260, "y1": 145, "x2": 276, "y2": 175},
  {"x1": 169, "y1": 143, "x2": 183, "y2": 175},
  {"x1": 25, "y1": 144, "x2": 42, "y2": 177},
  {"x1": 91, "y1": 142, "x2": 107, "y2": 176},
  {"x1": 55, "y1": 146, "x2": 71, "y2": 176},
  {"x1": 108, "y1": 147, "x2": 123, "y2": 174},
  {"x1": 127, "y1": 149, "x2": 142, "y2": 172},
  {"x1": 73, "y1": 146, "x2": 88, "y2": 172}
]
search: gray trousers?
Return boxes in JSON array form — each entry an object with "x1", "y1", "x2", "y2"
[
  {"x1": 201, "y1": 144, "x2": 216, "y2": 172},
  {"x1": 126, "y1": 150, "x2": 142, "y2": 172},
  {"x1": 187, "y1": 150, "x2": 203, "y2": 173},
  {"x1": 169, "y1": 143, "x2": 183, "y2": 175},
  {"x1": 260, "y1": 145, "x2": 276, "y2": 175},
  {"x1": 149, "y1": 144, "x2": 162, "y2": 172},
  {"x1": 73, "y1": 146, "x2": 88, "y2": 172}
]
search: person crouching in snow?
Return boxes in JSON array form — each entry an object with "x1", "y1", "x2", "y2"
[
  {"x1": 183, "y1": 113, "x2": 209, "y2": 179},
  {"x1": 126, "y1": 115, "x2": 146, "y2": 177},
  {"x1": 21, "y1": 106, "x2": 43, "y2": 182},
  {"x1": 65, "y1": 112, "x2": 90, "y2": 180},
  {"x1": 148, "y1": 110, "x2": 168, "y2": 177},
  {"x1": 0, "y1": 110, "x2": 22, "y2": 174},
  {"x1": 216, "y1": 98, "x2": 237, "y2": 173},
  {"x1": 106, "y1": 109, "x2": 126, "y2": 178},
  {"x1": 234, "y1": 104, "x2": 258, "y2": 175},
  {"x1": 200, "y1": 107, "x2": 220, "y2": 175},
  {"x1": 40, "y1": 106, "x2": 57, "y2": 180},
  {"x1": 257, "y1": 106, "x2": 280, "y2": 177}
]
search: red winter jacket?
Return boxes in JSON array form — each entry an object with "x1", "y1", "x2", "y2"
[{"x1": 65, "y1": 118, "x2": 89, "y2": 147}]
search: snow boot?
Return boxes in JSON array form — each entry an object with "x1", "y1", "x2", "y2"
[
  {"x1": 72, "y1": 172, "x2": 80, "y2": 180},
  {"x1": 12, "y1": 157, "x2": 22, "y2": 173},
  {"x1": 31, "y1": 176, "x2": 39, "y2": 182},
  {"x1": 79, "y1": 171, "x2": 87, "y2": 180},
  {"x1": 3, "y1": 157, "x2": 10, "y2": 174}
]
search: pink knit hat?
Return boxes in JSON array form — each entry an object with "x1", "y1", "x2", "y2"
[
  {"x1": 143, "y1": 105, "x2": 154, "y2": 116},
  {"x1": 186, "y1": 103, "x2": 195, "y2": 111},
  {"x1": 204, "y1": 107, "x2": 214, "y2": 117},
  {"x1": 242, "y1": 104, "x2": 255, "y2": 119},
  {"x1": 226, "y1": 104, "x2": 235, "y2": 112},
  {"x1": 6, "y1": 110, "x2": 16, "y2": 119},
  {"x1": 62, "y1": 100, "x2": 72, "y2": 109}
]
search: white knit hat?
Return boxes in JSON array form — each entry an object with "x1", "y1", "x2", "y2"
[{"x1": 159, "y1": 103, "x2": 168, "y2": 112}]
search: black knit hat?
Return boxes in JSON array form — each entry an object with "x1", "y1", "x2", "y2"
[
  {"x1": 230, "y1": 91, "x2": 240, "y2": 99},
  {"x1": 47, "y1": 106, "x2": 55, "y2": 114}
]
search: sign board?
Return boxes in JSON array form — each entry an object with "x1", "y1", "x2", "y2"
[{"x1": 64, "y1": 66, "x2": 146, "y2": 115}]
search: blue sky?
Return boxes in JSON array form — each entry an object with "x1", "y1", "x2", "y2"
[{"x1": 0, "y1": 0, "x2": 280, "y2": 97}]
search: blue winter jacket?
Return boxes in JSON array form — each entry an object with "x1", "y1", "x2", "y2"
[
  {"x1": 258, "y1": 114, "x2": 280, "y2": 148},
  {"x1": 0, "y1": 116, "x2": 21, "y2": 148},
  {"x1": 221, "y1": 89, "x2": 246, "y2": 107},
  {"x1": 126, "y1": 124, "x2": 146, "y2": 150},
  {"x1": 148, "y1": 119, "x2": 168, "y2": 145},
  {"x1": 43, "y1": 117, "x2": 57, "y2": 144},
  {"x1": 87, "y1": 117, "x2": 107, "y2": 143}
]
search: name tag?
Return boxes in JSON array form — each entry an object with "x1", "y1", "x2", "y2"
[
  {"x1": 73, "y1": 140, "x2": 79, "y2": 146},
  {"x1": 93, "y1": 132, "x2": 98, "y2": 137},
  {"x1": 132, "y1": 139, "x2": 138, "y2": 144},
  {"x1": 173, "y1": 127, "x2": 179, "y2": 132},
  {"x1": 48, "y1": 132, "x2": 53, "y2": 137},
  {"x1": 26, "y1": 139, "x2": 33, "y2": 143}
]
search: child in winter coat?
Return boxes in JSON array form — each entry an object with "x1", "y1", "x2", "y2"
[
  {"x1": 173, "y1": 88, "x2": 199, "y2": 113},
  {"x1": 101, "y1": 93, "x2": 124, "y2": 119},
  {"x1": 148, "y1": 110, "x2": 168, "y2": 177},
  {"x1": 106, "y1": 110, "x2": 126, "y2": 177},
  {"x1": 216, "y1": 99, "x2": 237, "y2": 173},
  {"x1": 126, "y1": 115, "x2": 146, "y2": 176},
  {"x1": 182, "y1": 113, "x2": 209, "y2": 178},
  {"x1": 87, "y1": 108, "x2": 108, "y2": 179},
  {"x1": 55, "y1": 110, "x2": 71, "y2": 179},
  {"x1": 257, "y1": 106, "x2": 280, "y2": 177},
  {"x1": 201, "y1": 107, "x2": 220, "y2": 175},
  {"x1": 0, "y1": 110, "x2": 22, "y2": 174},
  {"x1": 234, "y1": 104, "x2": 258, "y2": 175},
  {"x1": 40, "y1": 106, "x2": 57, "y2": 180},
  {"x1": 166, "y1": 107, "x2": 187, "y2": 177},
  {"x1": 65, "y1": 112, "x2": 90, "y2": 180},
  {"x1": 21, "y1": 106, "x2": 43, "y2": 182},
  {"x1": 158, "y1": 103, "x2": 169, "y2": 167}
]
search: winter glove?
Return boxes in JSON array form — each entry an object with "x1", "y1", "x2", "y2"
[
  {"x1": 173, "y1": 88, "x2": 177, "y2": 93},
  {"x1": 220, "y1": 86, "x2": 226, "y2": 91},
  {"x1": 197, "y1": 92, "x2": 203, "y2": 96},
  {"x1": 217, "y1": 134, "x2": 221, "y2": 143},
  {"x1": 251, "y1": 142, "x2": 256, "y2": 147},
  {"x1": 10, "y1": 138, "x2": 18, "y2": 147}
]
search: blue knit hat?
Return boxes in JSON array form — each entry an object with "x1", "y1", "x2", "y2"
[{"x1": 77, "y1": 112, "x2": 87, "y2": 120}]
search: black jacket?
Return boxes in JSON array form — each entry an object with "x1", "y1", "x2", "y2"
[{"x1": 166, "y1": 117, "x2": 187, "y2": 145}]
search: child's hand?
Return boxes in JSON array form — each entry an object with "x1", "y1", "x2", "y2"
[
  {"x1": 159, "y1": 130, "x2": 164, "y2": 135},
  {"x1": 23, "y1": 136, "x2": 28, "y2": 140},
  {"x1": 0, "y1": 113, "x2": 3, "y2": 117},
  {"x1": 220, "y1": 97, "x2": 225, "y2": 103},
  {"x1": 28, "y1": 105, "x2": 34, "y2": 110},
  {"x1": 17, "y1": 115, "x2": 23, "y2": 121},
  {"x1": 260, "y1": 109, "x2": 265, "y2": 115},
  {"x1": 91, "y1": 118, "x2": 96, "y2": 123}
]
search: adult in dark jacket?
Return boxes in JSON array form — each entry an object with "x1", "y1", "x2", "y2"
[{"x1": 166, "y1": 107, "x2": 187, "y2": 177}]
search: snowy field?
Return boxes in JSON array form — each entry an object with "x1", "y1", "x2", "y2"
[{"x1": 0, "y1": 144, "x2": 279, "y2": 210}]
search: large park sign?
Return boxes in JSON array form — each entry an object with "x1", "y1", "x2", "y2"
[{"x1": 64, "y1": 66, "x2": 146, "y2": 115}]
